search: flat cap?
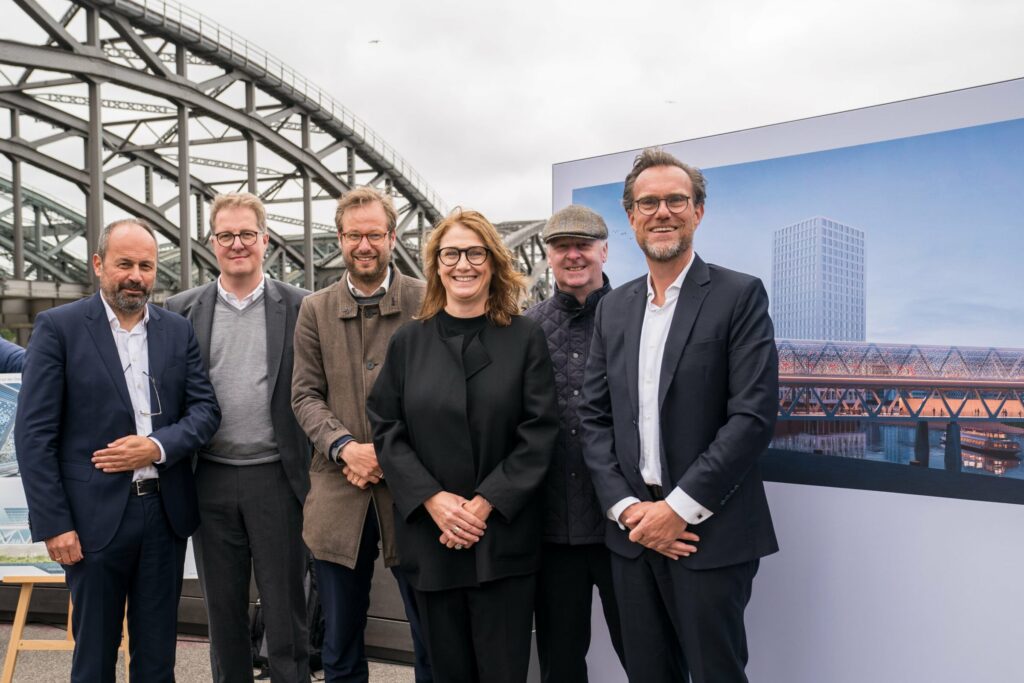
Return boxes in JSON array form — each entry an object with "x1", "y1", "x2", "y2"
[{"x1": 542, "y1": 205, "x2": 608, "y2": 243}]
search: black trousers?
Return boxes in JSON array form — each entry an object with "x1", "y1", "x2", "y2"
[
  {"x1": 315, "y1": 503, "x2": 432, "y2": 683},
  {"x1": 64, "y1": 491, "x2": 186, "y2": 683},
  {"x1": 611, "y1": 549, "x2": 759, "y2": 683},
  {"x1": 193, "y1": 459, "x2": 310, "y2": 683},
  {"x1": 414, "y1": 573, "x2": 535, "y2": 683},
  {"x1": 535, "y1": 542, "x2": 625, "y2": 683}
]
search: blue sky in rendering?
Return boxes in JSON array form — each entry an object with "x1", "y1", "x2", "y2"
[{"x1": 572, "y1": 117, "x2": 1024, "y2": 348}]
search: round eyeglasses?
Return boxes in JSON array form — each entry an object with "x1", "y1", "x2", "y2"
[
  {"x1": 438, "y1": 246, "x2": 490, "y2": 266},
  {"x1": 634, "y1": 194, "x2": 691, "y2": 216},
  {"x1": 212, "y1": 230, "x2": 261, "y2": 247}
]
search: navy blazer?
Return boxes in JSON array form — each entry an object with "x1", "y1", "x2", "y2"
[
  {"x1": 580, "y1": 255, "x2": 779, "y2": 569},
  {"x1": 15, "y1": 293, "x2": 221, "y2": 552}
]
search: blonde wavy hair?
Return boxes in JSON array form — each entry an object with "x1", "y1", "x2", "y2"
[{"x1": 420, "y1": 208, "x2": 526, "y2": 327}]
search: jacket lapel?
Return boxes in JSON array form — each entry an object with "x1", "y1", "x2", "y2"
[
  {"x1": 193, "y1": 283, "x2": 217, "y2": 371},
  {"x1": 463, "y1": 332, "x2": 492, "y2": 380},
  {"x1": 84, "y1": 293, "x2": 134, "y2": 416},
  {"x1": 264, "y1": 278, "x2": 286, "y2": 401},
  {"x1": 623, "y1": 280, "x2": 646, "y2": 418},
  {"x1": 146, "y1": 305, "x2": 166, "y2": 429},
  {"x1": 658, "y1": 255, "x2": 711, "y2": 408}
]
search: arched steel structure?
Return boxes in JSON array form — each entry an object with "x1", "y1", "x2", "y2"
[
  {"x1": 0, "y1": 0, "x2": 552, "y2": 335},
  {"x1": 0, "y1": 0, "x2": 448, "y2": 296}
]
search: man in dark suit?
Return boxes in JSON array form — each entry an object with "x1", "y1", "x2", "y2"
[
  {"x1": 581, "y1": 148, "x2": 779, "y2": 683},
  {"x1": 166, "y1": 193, "x2": 311, "y2": 683},
  {"x1": 15, "y1": 218, "x2": 220, "y2": 683}
]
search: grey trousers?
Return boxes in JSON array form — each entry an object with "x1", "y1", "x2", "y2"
[{"x1": 193, "y1": 459, "x2": 310, "y2": 683}]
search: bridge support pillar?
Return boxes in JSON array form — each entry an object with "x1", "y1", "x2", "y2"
[
  {"x1": 944, "y1": 422, "x2": 962, "y2": 473},
  {"x1": 910, "y1": 421, "x2": 930, "y2": 466}
]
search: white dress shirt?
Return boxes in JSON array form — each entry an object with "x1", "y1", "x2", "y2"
[
  {"x1": 608, "y1": 254, "x2": 714, "y2": 527},
  {"x1": 100, "y1": 294, "x2": 166, "y2": 481},
  {"x1": 217, "y1": 274, "x2": 265, "y2": 310}
]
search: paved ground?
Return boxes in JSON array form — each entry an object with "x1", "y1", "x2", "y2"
[{"x1": 0, "y1": 622, "x2": 414, "y2": 682}]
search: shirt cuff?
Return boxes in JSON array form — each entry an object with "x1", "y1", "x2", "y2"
[
  {"x1": 330, "y1": 435, "x2": 355, "y2": 464},
  {"x1": 608, "y1": 497, "x2": 641, "y2": 530},
  {"x1": 665, "y1": 487, "x2": 713, "y2": 526},
  {"x1": 149, "y1": 437, "x2": 167, "y2": 465}
]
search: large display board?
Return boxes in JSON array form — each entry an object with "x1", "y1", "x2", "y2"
[{"x1": 556, "y1": 78, "x2": 1024, "y2": 682}]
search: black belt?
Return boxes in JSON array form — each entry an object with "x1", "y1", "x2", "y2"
[
  {"x1": 646, "y1": 484, "x2": 664, "y2": 501},
  {"x1": 131, "y1": 479, "x2": 160, "y2": 496}
]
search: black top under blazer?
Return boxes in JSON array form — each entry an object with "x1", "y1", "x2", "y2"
[{"x1": 367, "y1": 314, "x2": 559, "y2": 592}]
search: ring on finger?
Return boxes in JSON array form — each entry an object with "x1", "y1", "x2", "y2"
[
  {"x1": 455, "y1": 544, "x2": 464, "y2": 550},
  {"x1": 453, "y1": 525, "x2": 462, "y2": 534}
]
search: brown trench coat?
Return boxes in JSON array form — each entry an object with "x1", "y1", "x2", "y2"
[{"x1": 291, "y1": 272, "x2": 425, "y2": 568}]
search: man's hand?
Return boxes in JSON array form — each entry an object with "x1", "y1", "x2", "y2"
[
  {"x1": 342, "y1": 465, "x2": 372, "y2": 490},
  {"x1": 627, "y1": 500, "x2": 701, "y2": 560},
  {"x1": 424, "y1": 491, "x2": 487, "y2": 550},
  {"x1": 462, "y1": 495, "x2": 493, "y2": 525},
  {"x1": 340, "y1": 442, "x2": 382, "y2": 484},
  {"x1": 92, "y1": 435, "x2": 160, "y2": 473},
  {"x1": 45, "y1": 530, "x2": 83, "y2": 565},
  {"x1": 620, "y1": 501, "x2": 654, "y2": 529}
]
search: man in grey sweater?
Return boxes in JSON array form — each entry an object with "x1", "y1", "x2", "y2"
[{"x1": 166, "y1": 193, "x2": 311, "y2": 683}]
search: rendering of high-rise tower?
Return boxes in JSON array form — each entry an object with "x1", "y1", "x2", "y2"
[{"x1": 772, "y1": 216, "x2": 865, "y2": 341}]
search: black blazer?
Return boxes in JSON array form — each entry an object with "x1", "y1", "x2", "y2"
[
  {"x1": 367, "y1": 315, "x2": 558, "y2": 591},
  {"x1": 165, "y1": 277, "x2": 311, "y2": 503},
  {"x1": 580, "y1": 255, "x2": 779, "y2": 569}
]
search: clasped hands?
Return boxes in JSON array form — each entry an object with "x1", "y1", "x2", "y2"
[
  {"x1": 339, "y1": 442, "x2": 384, "y2": 489},
  {"x1": 620, "y1": 501, "x2": 700, "y2": 560},
  {"x1": 424, "y1": 491, "x2": 491, "y2": 551}
]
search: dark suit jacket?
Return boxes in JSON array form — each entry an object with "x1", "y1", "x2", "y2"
[
  {"x1": 15, "y1": 293, "x2": 221, "y2": 552},
  {"x1": 165, "y1": 277, "x2": 311, "y2": 503},
  {"x1": 367, "y1": 315, "x2": 559, "y2": 592},
  {"x1": 580, "y1": 255, "x2": 779, "y2": 570}
]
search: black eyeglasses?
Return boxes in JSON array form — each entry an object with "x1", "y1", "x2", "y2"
[
  {"x1": 123, "y1": 364, "x2": 162, "y2": 417},
  {"x1": 634, "y1": 194, "x2": 691, "y2": 216},
  {"x1": 438, "y1": 246, "x2": 490, "y2": 266},
  {"x1": 340, "y1": 231, "x2": 392, "y2": 245},
  {"x1": 212, "y1": 230, "x2": 261, "y2": 247}
]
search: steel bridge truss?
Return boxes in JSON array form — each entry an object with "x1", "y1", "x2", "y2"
[
  {"x1": 777, "y1": 340, "x2": 1024, "y2": 422},
  {"x1": 0, "y1": 0, "x2": 453, "y2": 294}
]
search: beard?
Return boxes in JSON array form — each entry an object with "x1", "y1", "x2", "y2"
[
  {"x1": 104, "y1": 280, "x2": 151, "y2": 315},
  {"x1": 639, "y1": 231, "x2": 690, "y2": 262},
  {"x1": 344, "y1": 249, "x2": 390, "y2": 288}
]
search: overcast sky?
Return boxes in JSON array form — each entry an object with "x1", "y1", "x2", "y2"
[{"x1": 186, "y1": 0, "x2": 1024, "y2": 222}]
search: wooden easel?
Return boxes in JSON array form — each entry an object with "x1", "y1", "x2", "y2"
[{"x1": 1, "y1": 575, "x2": 129, "y2": 682}]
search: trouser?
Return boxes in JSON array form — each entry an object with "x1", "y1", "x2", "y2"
[
  {"x1": 415, "y1": 573, "x2": 535, "y2": 683},
  {"x1": 64, "y1": 491, "x2": 186, "y2": 683},
  {"x1": 193, "y1": 459, "x2": 310, "y2": 683},
  {"x1": 314, "y1": 503, "x2": 432, "y2": 683},
  {"x1": 611, "y1": 549, "x2": 759, "y2": 683},
  {"x1": 535, "y1": 542, "x2": 625, "y2": 683}
]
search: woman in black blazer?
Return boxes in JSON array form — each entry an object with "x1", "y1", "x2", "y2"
[{"x1": 368, "y1": 208, "x2": 558, "y2": 683}]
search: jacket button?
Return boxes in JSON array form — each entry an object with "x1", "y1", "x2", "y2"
[
  {"x1": 570, "y1": 472, "x2": 577, "y2": 479},
  {"x1": 572, "y1": 389, "x2": 579, "y2": 396},
  {"x1": 572, "y1": 352, "x2": 579, "y2": 359},
  {"x1": 366, "y1": 361, "x2": 376, "y2": 370},
  {"x1": 570, "y1": 428, "x2": 577, "y2": 436}
]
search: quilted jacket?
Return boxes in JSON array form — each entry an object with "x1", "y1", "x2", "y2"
[{"x1": 524, "y1": 275, "x2": 611, "y2": 544}]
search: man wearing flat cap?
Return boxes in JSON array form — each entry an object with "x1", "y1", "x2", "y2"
[{"x1": 525, "y1": 205, "x2": 625, "y2": 682}]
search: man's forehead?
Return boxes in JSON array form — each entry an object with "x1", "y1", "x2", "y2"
[
  {"x1": 635, "y1": 165, "x2": 692, "y2": 193},
  {"x1": 213, "y1": 206, "x2": 260, "y2": 230}
]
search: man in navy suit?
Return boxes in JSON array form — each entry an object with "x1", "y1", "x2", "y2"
[
  {"x1": 16, "y1": 218, "x2": 220, "y2": 683},
  {"x1": 581, "y1": 148, "x2": 779, "y2": 683}
]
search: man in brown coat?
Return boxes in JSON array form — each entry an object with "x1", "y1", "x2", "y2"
[{"x1": 291, "y1": 186, "x2": 430, "y2": 683}]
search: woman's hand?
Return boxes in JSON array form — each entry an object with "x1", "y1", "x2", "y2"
[{"x1": 424, "y1": 491, "x2": 487, "y2": 550}]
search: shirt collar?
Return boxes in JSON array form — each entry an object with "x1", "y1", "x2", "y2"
[
  {"x1": 100, "y1": 291, "x2": 150, "y2": 331},
  {"x1": 217, "y1": 274, "x2": 266, "y2": 307},
  {"x1": 347, "y1": 265, "x2": 392, "y2": 298},
  {"x1": 646, "y1": 252, "x2": 696, "y2": 305}
]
